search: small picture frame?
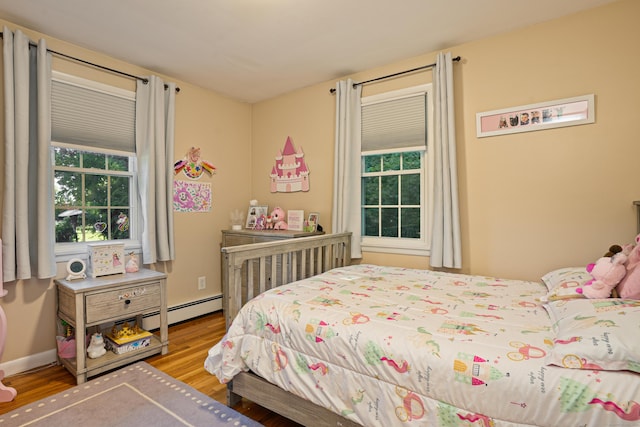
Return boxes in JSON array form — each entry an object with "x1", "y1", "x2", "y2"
[
  {"x1": 305, "y1": 212, "x2": 319, "y2": 232},
  {"x1": 246, "y1": 205, "x2": 268, "y2": 229},
  {"x1": 287, "y1": 209, "x2": 305, "y2": 231}
]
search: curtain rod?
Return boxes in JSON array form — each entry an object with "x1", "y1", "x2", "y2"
[
  {"x1": 329, "y1": 55, "x2": 460, "y2": 94},
  {"x1": 0, "y1": 31, "x2": 180, "y2": 92}
]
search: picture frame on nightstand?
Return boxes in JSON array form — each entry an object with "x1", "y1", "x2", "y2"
[
  {"x1": 287, "y1": 210, "x2": 304, "y2": 231},
  {"x1": 246, "y1": 205, "x2": 268, "y2": 229},
  {"x1": 306, "y1": 212, "x2": 319, "y2": 232}
]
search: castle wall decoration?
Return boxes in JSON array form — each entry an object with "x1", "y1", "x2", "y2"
[{"x1": 270, "y1": 136, "x2": 310, "y2": 193}]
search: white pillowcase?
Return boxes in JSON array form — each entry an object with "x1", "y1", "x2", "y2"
[{"x1": 545, "y1": 298, "x2": 640, "y2": 373}]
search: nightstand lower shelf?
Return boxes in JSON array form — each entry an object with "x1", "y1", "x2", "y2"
[{"x1": 58, "y1": 334, "x2": 165, "y2": 380}]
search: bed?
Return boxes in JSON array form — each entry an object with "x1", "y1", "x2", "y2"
[{"x1": 205, "y1": 233, "x2": 640, "y2": 426}]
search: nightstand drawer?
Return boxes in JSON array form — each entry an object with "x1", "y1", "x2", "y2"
[{"x1": 85, "y1": 282, "x2": 161, "y2": 324}]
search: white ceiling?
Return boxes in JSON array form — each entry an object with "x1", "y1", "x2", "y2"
[{"x1": 0, "y1": 0, "x2": 616, "y2": 103}]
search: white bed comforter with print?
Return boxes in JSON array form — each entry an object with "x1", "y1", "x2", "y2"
[{"x1": 206, "y1": 264, "x2": 640, "y2": 426}]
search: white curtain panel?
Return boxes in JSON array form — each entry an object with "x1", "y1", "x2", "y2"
[
  {"x1": 430, "y1": 52, "x2": 462, "y2": 269},
  {"x1": 332, "y1": 79, "x2": 362, "y2": 258},
  {"x1": 135, "y1": 76, "x2": 176, "y2": 264},
  {"x1": 2, "y1": 27, "x2": 55, "y2": 281}
]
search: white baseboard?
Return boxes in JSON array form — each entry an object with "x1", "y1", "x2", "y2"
[
  {"x1": 142, "y1": 294, "x2": 222, "y2": 330},
  {"x1": 0, "y1": 294, "x2": 222, "y2": 377},
  {"x1": 0, "y1": 349, "x2": 58, "y2": 378}
]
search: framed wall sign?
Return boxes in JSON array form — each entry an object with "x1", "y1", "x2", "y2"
[{"x1": 476, "y1": 94, "x2": 595, "y2": 138}]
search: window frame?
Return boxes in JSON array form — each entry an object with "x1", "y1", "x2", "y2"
[
  {"x1": 51, "y1": 72, "x2": 141, "y2": 262},
  {"x1": 360, "y1": 84, "x2": 433, "y2": 256}
]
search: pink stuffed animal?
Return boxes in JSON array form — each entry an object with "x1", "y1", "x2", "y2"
[
  {"x1": 616, "y1": 233, "x2": 640, "y2": 299},
  {"x1": 577, "y1": 253, "x2": 628, "y2": 298},
  {"x1": 270, "y1": 207, "x2": 288, "y2": 230}
]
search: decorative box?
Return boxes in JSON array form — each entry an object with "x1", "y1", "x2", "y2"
[
  {"x1": 105, "y1": 323, "x2": 153, "y2": 355},
  {"x1": 87, "y1": 242, "x2": 125, "y2": 278},
  {"x1": 105, "y1": 335, "x2": 152, "y2": 354}
]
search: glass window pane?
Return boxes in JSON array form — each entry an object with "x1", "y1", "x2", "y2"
[
  {"x1": 381, "y1": 208, "x2": 398, "y2": 237},
  {"x1": 362, "y1": 177, "x2": 379, "y2": 205},
  {"x1": 55, "y1": 171, "x2": 81, "y2": 206},
  {"x1": 83, "y1": 152, "x2": 106, "y2": 170},
  {"x1": 108, "y1": 155, "x2": 129, "y2": 172},
  {"x1": 401, "y1": 174, "x2": 420, "y2": 205},
  {"x1": 111, "y1": 210, "x2": 130, "y2": 240},
  {"x1": 401, "y1": 208, "x2": 420, "y2": 238},
  {"x1": 54, "y1": 147, "x2": 80, "y2": 167},
  {"x1": 364, "y1": 155, "x2": 381, "y2": 173},
  {"x1": 403, "y1": 152, "x2": 421, "y2": 170},
  {"x1": 85, "y1": 174, "x2": 109, "y2": 207},
  {"x1": 382, "y1": 153, "x2": 400, "y2": 171},
  {"x1": 85, "y1": 209, "x2": 108, "y2": 241},
  {"x1": 381, "y1": 175, "x2": 398, "y2": 205},
  {"x1": 363, "y1": 208, "x2": 379, "y2": 236},
  {"x1": 110, "y1": 176, "x2": 130, "y2": 207},
  {"x1": 55, "y1": 208, "x2": 81, "y2": 243}
]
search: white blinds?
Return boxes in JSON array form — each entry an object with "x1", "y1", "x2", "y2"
[
  {"x1": 361, "y1": 93, "x2": 426, "y2": 152},
  {"x1": 51, "y1": 74, "x2": 136, "y2": 153}
]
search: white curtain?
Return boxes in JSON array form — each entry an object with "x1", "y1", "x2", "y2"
[
  {"x1": 135, "y1": 76, "x2": 176, "y2": 264},
  {"x1": 2, "y1": 27, "x2": 56, "y2": 281},
  {"x1": 430, "y1": 52, "x2": 462, "y2": 268},
  {"x1": 332, "y1": 79, "x2": 362, "y2": 258}
]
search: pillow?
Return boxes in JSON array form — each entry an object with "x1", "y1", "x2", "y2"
[
  {"x1": 545, "y1": 298, "x2": 640, "y2": 373},
  {"x1": 540, "y1": 267, "x2": 591, "y2": 301}
]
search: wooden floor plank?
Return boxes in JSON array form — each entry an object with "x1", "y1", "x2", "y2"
[{"x1": 0, "y1": 311, "x2": 301, "y2": 426}]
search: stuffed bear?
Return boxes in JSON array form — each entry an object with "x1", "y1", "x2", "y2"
[
  {"x1": 616, "y1": 233, "x2": 640, "y2": 299},
  {"x1": 271, "y1": 207, "x2": 288, "y2": 230},
  {"x1": 577, "y1": 252, "x2": 628, "y2": 299}
]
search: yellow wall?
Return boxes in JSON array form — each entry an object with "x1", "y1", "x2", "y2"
[
  {"x1": 1, "y1": 0, "x2": 639, "y2": 367},
  {"x1": 0, "y1": 21, "x2": 252, "y2": 363},
  {"x1": 253, "y1": 0, "x2": 640, "y2": 281}
]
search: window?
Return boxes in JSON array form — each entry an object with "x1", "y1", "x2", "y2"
[
  {"x1": 51, "y1": 72, "x2": 139, "y2": 259},
  {"x1": 360, "y1": 84, "x2": 432, "y2": 255},
  {"x1": 53, "y1": 149, "x2": 134, "y2": 242}
]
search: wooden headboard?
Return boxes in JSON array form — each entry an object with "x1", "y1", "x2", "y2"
[{"x1": 221, "y1": 232, "x2": 352, "y2": 327}]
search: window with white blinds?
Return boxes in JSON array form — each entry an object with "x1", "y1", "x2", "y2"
[
  {"x1": 51, "y1": 71, "x2": 136, "y2": 154},
  {"x1": 51, "y1": 71, "x2": 140, "y2": 259},
  {"x1": 361, "y1": 88, "x2": 427, "y2": 153},
  {"x1": 360, "y1": 84, "x2": 432, "y2": 256}
]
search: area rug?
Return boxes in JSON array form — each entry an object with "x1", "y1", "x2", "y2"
[{"x1": 0, "y1": 362, "x2": 263, "y2": 427}]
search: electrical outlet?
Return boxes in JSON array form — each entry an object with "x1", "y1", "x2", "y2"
[{"x1": 198, "y1": 276, "x2": 206, "y2": 290}]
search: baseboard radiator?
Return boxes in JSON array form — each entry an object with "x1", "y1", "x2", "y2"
[{"x1": 0, "y1": 295, "x2": 222, "y2": 377}]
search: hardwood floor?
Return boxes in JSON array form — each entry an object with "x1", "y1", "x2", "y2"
[{"x1": 0, "y1": 311, "x2": 301, "y2": 426}]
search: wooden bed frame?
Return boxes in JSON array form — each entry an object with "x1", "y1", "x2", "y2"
[{"x1": 220, "y1": 232, "x2": 361, "y2": 427}]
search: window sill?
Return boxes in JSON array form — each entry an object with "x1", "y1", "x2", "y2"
[
  {"x1": 55, "y1": 240, "x2": 141, "y2": 263},
  {"x1": 361, "y1": 238, "x2": 430, "y2": 257}
]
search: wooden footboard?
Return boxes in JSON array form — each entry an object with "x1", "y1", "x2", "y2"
[{"x1": 220, "y1": 232, "x2": 356, "y2": 426}]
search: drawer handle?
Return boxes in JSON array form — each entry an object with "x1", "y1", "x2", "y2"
[{"x1": 124, "y1": 299, "x2": 131, "y2": 305}]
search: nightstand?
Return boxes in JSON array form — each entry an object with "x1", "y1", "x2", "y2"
[{"x1": 55, "y1": 268, "x2": 168, "y2": 384}]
